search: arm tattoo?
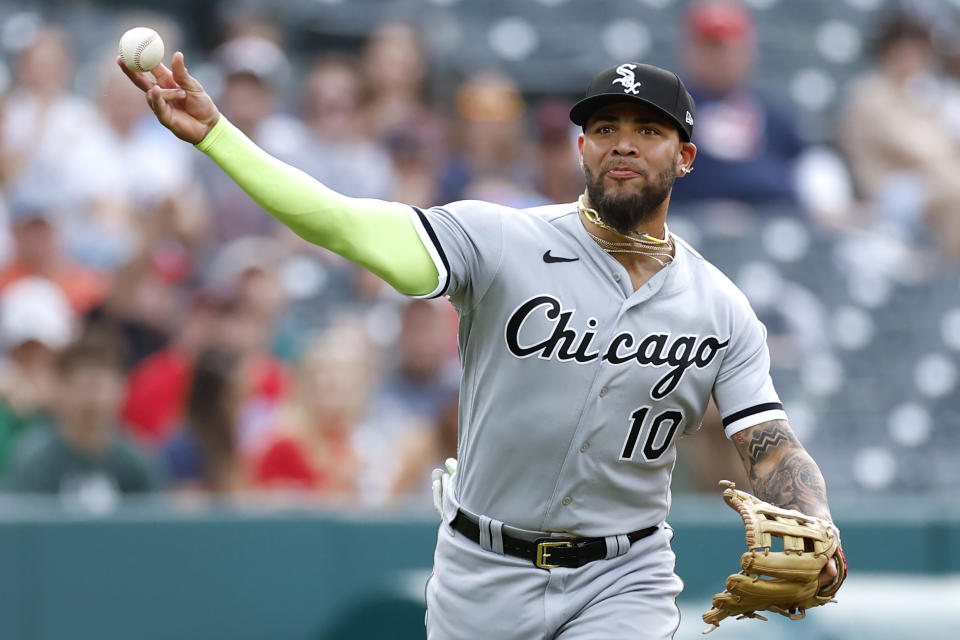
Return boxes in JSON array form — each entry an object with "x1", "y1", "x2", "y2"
[
  {"x1": 745, "y1": 420, "x2": 798, "y2": 466},
  {"x1": 739, "y1": 420, "x2": 831, "y2": 520},
  {"x1": 750, "y1": 449, "x2": 830, "y2": 519}
]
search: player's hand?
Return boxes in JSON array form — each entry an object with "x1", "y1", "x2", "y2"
[
  {"x1": 117, "y1": 51, "x2": 219, "y2": 145},
  {"x1": 818, "y1": 520, "x2": 841, "y2": 589},
  {"x1": 818, "y1": 557, "x2": 838, "y2": 589},
  {"x1": 431, "y1": 457, "x2": 458, "y2": 516}
]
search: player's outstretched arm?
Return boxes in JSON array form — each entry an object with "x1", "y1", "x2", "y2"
[
  {"x1": 117, "y1": 52, "x2": 440, "y2": 297},
  {"x1": 731, "y1": 419, "x2": 839, "y2": 586}
]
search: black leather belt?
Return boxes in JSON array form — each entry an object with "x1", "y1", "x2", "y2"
[{"x1": 450, "y1": 510, "x2": 658, "y2": 570}]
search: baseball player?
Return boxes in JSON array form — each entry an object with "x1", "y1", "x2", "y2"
[{"x1": 120, "y1": 53, "x2": 843, "y2": 639}]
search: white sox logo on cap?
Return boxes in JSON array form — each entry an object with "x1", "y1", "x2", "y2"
[{"x1": 612, "y1": 63, "x2": 642, "y2": 95}]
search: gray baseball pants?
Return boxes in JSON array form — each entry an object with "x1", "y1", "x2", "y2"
[{"x1": 425, "y1": 491, "x2": 682, "y2": 639}]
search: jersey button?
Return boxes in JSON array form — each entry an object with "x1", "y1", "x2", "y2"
[
  {"x1": 599, "y1": 386, "x2": 608, "y2": 397},
  {"x1": 613, "y1": 272, "x2": 621, "y2": 282},
  {"x1": 580, "y1": 442, "x2": 590, "y2": 452},
  {"x1": 562, "y1": 496, "x2": 572, "y2": 506}
]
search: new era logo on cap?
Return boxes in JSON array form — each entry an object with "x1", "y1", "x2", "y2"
[{"x1": 569, "y1": 62, "x2": 697, "y2": 142}]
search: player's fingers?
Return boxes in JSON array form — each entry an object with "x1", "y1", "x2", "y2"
[
  {"x1": 145, "y1": 86, "x2": 174, "y2": 120},
  {"x1": 150, "y1": 62, "x2": 179, "y2": 90},
  {"x1": 440, "y1": 471, "x2": 451, "y2": 497},
  {"x1": 151, "y1": 87, "x2": 187, "y2": 101},
  {"x1": 818, "y1": 558, "x2": 838, "y2": 587},
  {"x1": 171, "y1": 51, "x2": 204, "y2": 92},
  {"x1": 431, "y1": 471, "x2": 444, "y2": 514},
  {"x1": 116, "y1": 57, "x2": 155, "y2": 92}
]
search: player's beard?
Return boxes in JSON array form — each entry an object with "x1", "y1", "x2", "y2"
[{"x1": 583, "y1": 162, "x2": 676, "y2": 235}]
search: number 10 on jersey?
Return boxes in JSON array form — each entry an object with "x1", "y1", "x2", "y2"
[{"x1": 619, "y1": 407, "x2": 684, "y2": 462}]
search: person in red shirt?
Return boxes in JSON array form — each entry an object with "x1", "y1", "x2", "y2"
[
  {"x1": 252, "y1": 321, "x2": 375, "y2": 503},
  {"x1": 121, "y1": 291, "x2": 290, "y2": 448},
  {"x1": 120, "y1": 292, "x2": 221, "y2": 446}
]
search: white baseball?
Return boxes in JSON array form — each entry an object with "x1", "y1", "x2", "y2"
[{"x1": 119, "y1": 27, "x2": 164, "y2": 73}]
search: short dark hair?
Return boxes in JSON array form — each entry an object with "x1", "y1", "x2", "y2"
[
  {"x1": 55, "y1": 339, "x2": 124, "y2": 378},
  {"x1": 872, "y1": 13, "x2": 932, "y2": 58}
]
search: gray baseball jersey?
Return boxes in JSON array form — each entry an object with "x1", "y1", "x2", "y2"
[{"x1": 409, "y1": 200, "x2": 786, "y2": 537}]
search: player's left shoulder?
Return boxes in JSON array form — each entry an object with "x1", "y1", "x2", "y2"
[
  {"x1": 671, "y1": 233, "x2": 706, "y2": 262},
  {"x1": 671, "y1": 233, "x2": 724, "y2": 285},
  {"x1": 672, "y1": 234, "x2": 754, "y2": 311}
]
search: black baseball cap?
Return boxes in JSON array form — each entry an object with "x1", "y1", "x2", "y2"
[{"x1": 569, "y1": 63, "x2": 696, "y2": 141}]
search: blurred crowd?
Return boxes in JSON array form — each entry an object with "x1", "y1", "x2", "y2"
[{"x1": 0, "y1": 1, "x2": 958, "y2": 511}]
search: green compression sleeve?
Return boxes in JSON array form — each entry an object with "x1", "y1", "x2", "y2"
[{"x1": 195, "y1": 116, "x2": 441, "y2": 297}]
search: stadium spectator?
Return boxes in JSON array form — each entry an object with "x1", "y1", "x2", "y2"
[
  {"x1": 86, "y1": 240, "x2": 193, "y2": 370},
  {"x1": 121, "y1": 272, "x2": 290, "y2": 452},
  {"x1": 120, "y1": 290, "x2": 226, "y2": 447},
  {"x1": 672, "y1": 0, "x2": 805, "y2": 207},
  {"x1": 3, "y1": 337, "x2": 160, "y2": 507},
  {"x1": 533, "y1": 99, "x2": 584, "y2": 205},
  {"x1": 374, "y1": 299, "x2": 459, "y2": 427},
  {"x1": 362, "y1": 299, "x2": 460, "y2": 507},
  {"x1": 0, "y1": 185, "x2": 109, "y2": 315},
  {"x1": 213, "y1": 36, "x2": 302, "y2": 158},
  {"x1": 251, "y1": 321, "x2": 374, "y2": 503},
  {"x1": 205, "y1": 237, "x2": 293, "y2": 453},
  {"x1": 1, "y1": 26, "x2": 94, "y2": 188},
  {"x1": 163, "y1": 347, "x2": 247, "y2": 494},
  {"x1": 382, "y1": 388, "x2": 459, "y2": 510},
  {"x1": 434, "y1": 393, "x2": 459, "y2": 468},
  {"x1": 838, "y1": 14, "x2": 960, "y2": 260},
  {"x1": 383, "y1": 123, "x2": 442, "y2": 208},
  {"x1": 100, "y1": 60, "x2": 204, "y2": 215},
  {"x1": 361, "y1": 22, "x2": 447, "y2": 208},
  {"x1": 0, "y1": 277, "x2": 73, "y2": 477},
  {"x1": 59, "y1": 62, "x2": 205, "y2": 270},
  {"x1": 293, "y1": 55, "x2": 396, "y2": 200},
  {"x1": 438, "y1": 71, "x2": 544, "y2": 206},
  {"x1": 1, "y1": 25, "x2": 130, "y2": 268},
  {"x1": 361, "y1": 22, "x2": 436, "y2": 140}
]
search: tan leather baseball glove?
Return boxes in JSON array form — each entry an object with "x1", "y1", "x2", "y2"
[{"x1": 701, "y1": 480, "x2": 847, "y2": 634}]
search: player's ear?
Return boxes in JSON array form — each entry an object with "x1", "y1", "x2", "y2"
[
  {"x1": 676, "y1": 141, "x2": 697, "y2": 177},
  {"x1": 577, "y1": 133, "x2": 585, "y2": 168}
]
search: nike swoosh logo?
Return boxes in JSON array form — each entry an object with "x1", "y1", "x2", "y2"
[{"x1": 543, "y1": 250, "x2": 580, "y2": 263}]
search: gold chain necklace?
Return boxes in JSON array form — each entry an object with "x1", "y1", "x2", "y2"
[
  {"x1": 577, "y1": 195, "x2": 675, "y2": 266},
  {"x1": 586, "y1": 233, "x2": 675, "y2": 266}
]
